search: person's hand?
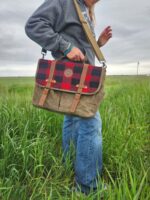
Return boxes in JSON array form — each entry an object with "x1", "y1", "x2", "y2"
[
  {"x1": 66, "y1": 47, "x2": 85, "y2": 62},
  {"x1": 97, "y1": 26, "x2": 112, "y2": 47}
]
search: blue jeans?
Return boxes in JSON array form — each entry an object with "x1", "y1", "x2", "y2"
[{"x1": 62, "y1": 111, "x2": 103, "y2": 195}]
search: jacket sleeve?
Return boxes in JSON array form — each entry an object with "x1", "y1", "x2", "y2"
[{"x1": 25, "y1": 0, "x2": 70, "y2": 53}]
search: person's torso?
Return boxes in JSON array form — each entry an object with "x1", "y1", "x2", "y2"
[{"x1": 52, "y1": 0, "x2": 96, "y2": 65}]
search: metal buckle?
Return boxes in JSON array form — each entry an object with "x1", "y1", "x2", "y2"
[
  {"x1": 41, "y1": 49, "x2": 47, "y2": 59},
  {"x1": 99, "y1": 61, "x2": 107, "y2": 68}
]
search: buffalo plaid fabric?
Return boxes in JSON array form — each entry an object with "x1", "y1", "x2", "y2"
[{"x1": 36, "y1": 59, "x2": 103, "y2": 94}]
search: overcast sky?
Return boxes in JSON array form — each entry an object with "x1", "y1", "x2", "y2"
[{"x1": 0, "y1": 0, "x2": 150, "y2": 76}]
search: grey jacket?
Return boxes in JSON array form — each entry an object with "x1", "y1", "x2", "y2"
[{"x1": 25, "y1": 0, "x2": 96, "y2": 65}]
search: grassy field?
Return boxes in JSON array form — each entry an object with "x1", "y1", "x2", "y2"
[{"x1": 0, "y1": 76, "x2": 149, "y2": 200}]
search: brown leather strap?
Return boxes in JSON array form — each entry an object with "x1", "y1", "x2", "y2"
[
  {"x1": 38, "y1": 60, "x2": 57, "y2": 106},
  {"x1": 73, "y1": 0, "x2": 106, "y2": 62},
  {"x1": 70, "y1": 64, "x2": 89, "y2": 113}
]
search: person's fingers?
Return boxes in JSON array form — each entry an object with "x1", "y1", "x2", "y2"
[
  {"x1": 106, "y1": 26, "x2": 111, "y2": 30},
  {"x1": 105, "y1": 29, "x2": 112, "y2": 35},
  {"x1": 107, "y1": 32, "x2": 112, "y2": 37},
  {"x1": 73, "y1": 50, "x2": 84, "y2": 62},
  {"x1": 79, "y1": 52, "x2": 85, "y2": 61},
  {"x1": 99, "y1": 26, "x2": 112, "y2": 37},
  {"x1": 105, "y1": 26, "x2": 112, "y2": 33},
  {"x1": 67, "y1": 47, "x2": 85, "y2": 62},
  {"x1": 106, "y1": 30, "x2": 112, "y2": 36},
  {"x1": 107, "y1": 35, "x2": 112, "y2": 40},
  {"x1": 75, "y1": 54, "x2": 80, "y2": 61},
  {"x1": 104, "y1": 31, "x2": 112, "y2": 39},
  {"x1": 71, "y1": 55, "x2": 79, "y2": 61},
  {"x1": 106, "y1": 30, "x2": 112, "y2": 35}
]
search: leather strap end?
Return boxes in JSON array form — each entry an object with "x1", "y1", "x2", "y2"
[
  {"x1": 70, "y1": 94, "x2": 81, "y2": 113},
  {"x1": 38, "y1": 88, "x2": 49, "y2": 106}
]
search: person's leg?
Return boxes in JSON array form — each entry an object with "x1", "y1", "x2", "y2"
[
  {"x1": 74, "y1": 111, "x2": 103, "y2": 195},
  {"x1": 62, "y1": 115, "x2": 79, "y2": 164}
]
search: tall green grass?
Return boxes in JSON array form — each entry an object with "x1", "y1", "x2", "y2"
[{"x1": 0, "y1": 76, "x2": 149, "y2": 200}]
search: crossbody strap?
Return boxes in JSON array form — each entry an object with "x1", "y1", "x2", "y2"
[{"x1": 73, "y1": 0, "x2": 106, "y2": 63}]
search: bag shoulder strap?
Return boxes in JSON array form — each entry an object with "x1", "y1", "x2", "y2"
[{"x1": 73, "y1": 0, "x2": 106, "y2": 62}]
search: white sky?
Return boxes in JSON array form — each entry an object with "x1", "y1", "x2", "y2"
[{"x1": 0, "y1": 0, "x2": 150, "y2": 76}]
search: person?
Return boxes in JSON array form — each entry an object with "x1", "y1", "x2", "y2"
[{"x1": 25, "y1": 0, "x2": 112, "y2": 196}]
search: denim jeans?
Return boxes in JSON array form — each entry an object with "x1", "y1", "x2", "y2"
[{"x1": 62, "y1": 111, "x2": 103, "y2": 195}]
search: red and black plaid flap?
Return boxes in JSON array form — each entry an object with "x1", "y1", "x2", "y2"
[{"x1": 35, "y1": 59, "x2": 104, "y2": 95}]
